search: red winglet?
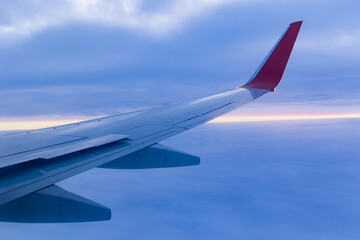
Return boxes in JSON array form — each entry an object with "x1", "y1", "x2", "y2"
[{"x1": 241, "y1": 21, "x2": 302, "y2": 91}]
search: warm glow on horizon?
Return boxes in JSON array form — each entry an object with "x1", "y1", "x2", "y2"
[
  {"x1": 0, "y1": 119, "x2": 88, "y2": 131},
  {"x1": 0, "y1": 113, "x2": 360, "y2": 131},
  {"x1": 210, "y1": 113, "x2": 360, "y2": 123}
]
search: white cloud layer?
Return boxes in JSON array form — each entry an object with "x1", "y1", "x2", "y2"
[
  {"x1": 0, "y1": 0, "x2": 247, "y2": 39},
  {"x1": 297, "y1": 31, "x2": 360, "y2": 55}
]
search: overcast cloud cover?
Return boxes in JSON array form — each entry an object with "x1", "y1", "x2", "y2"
[{"x1": 0, "y1": 0, "x2": 359, "y2": 119}]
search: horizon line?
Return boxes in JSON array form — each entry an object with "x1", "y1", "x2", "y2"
[
  {"x1": 0, "y1": 113, "x2": 360, "y2": 130},
  {"x1": 210, "y1": 113, "x2": 360, "y2": 123}
]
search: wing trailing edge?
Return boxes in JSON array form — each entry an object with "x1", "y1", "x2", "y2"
[{"x1": 241, "y1": 21, "x2": 302, "y2": 91}]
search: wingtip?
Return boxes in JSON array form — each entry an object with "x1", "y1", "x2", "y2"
[
  {"x1": 290, "y1": 21, "x2": 303, "y2": 30},
  {"x1": 240, "y1": 21, "x2": 302, "y2": 91},
  {"x1": 291, "y1": 21, "x2": 303, "y2": 25}
]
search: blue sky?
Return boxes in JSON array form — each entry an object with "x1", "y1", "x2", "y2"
[{"x1": 0, "y1": 0, "x2": 359, "y2": 119}]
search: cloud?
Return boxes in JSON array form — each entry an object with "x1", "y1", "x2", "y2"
[
  {"x1": 246, "y1": 92, "x2": 360, "y2": 114},
  {"x1": 0, "y1": 0, "x2": 250, "y2": 40},
  {"x1": 296, "y1": 30, "x2": 360, "y2": 57}
]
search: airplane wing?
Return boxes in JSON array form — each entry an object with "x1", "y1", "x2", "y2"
[{"x1": 0, "y1": 21, "x2": 302, "y2": 223}]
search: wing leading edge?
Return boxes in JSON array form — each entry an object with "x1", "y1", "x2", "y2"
[{"x1": 0, "y1": 22, "x2": 302, "y2": 223}]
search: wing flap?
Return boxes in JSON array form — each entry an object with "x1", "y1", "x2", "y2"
[
  {"x1": 0, "y1": 134, "x2": 128, "y2": 169},
  {"x1": 0, "y1": 133, "x2": 85, "y2": 159},
  {"x1": 26, "y1": 133, "x2": 129, "y2": 160}
]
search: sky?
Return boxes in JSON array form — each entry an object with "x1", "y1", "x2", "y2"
[
  {"x1": 0, "y1": 0, "x2": 359, "y2": 122},
  {"x1": 0, "y1": 0, "x2": 360, "y2": 239}
]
